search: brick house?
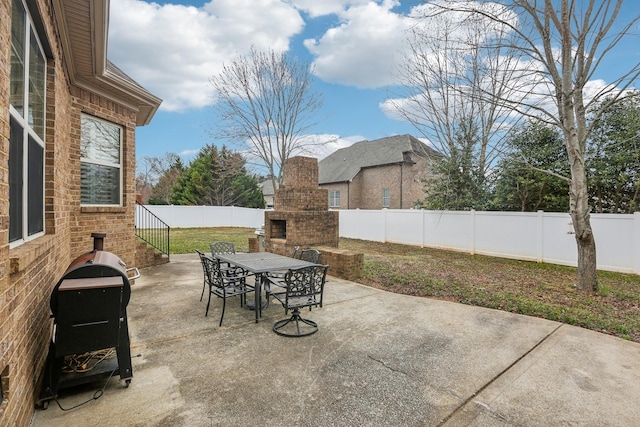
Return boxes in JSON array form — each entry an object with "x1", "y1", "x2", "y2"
[
  {"x1": 0, "y1": 0, "x2": 161, "y2": 424},
  {"x1": 318, "y1": 134, "x2": 440, "y2": 209}
]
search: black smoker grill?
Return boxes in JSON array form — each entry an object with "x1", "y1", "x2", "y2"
[{"x1": 38, "y1": 233, "x2": 140, "y2": 407}]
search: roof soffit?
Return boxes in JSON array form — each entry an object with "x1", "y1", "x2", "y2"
[{"x1": 52, "y1": 0, "x2": 160, "y2": 125}]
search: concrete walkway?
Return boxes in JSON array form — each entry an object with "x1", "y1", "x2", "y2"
[{"x1": 32, "y1": 254, "x2": 640, "y2": 426}]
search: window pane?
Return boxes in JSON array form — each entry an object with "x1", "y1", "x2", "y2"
[
  {"x1": 29, "y1": 28, "x2": 46, "y2": 138},
  {"x1": 81, "y1": 163, "x2": 120, "y2": 204},
  {"x1": 9, "y1": 117, "x2": 24, "y2": 242},
  {"x1": 81, "y1": 116, "x2": 121, "y2": 164},
  {"x1": 27, "y1": 136, "x2": 44, "y2": 235},
  {"x1": 330, "y1": 190, "x2": 340, "y2": 207},
  {"x1": 10, "y1": 0, "x2": 26, "y2": 115}
]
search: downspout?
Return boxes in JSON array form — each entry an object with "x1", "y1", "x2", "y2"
[
  {"x1": 400, "y1": 163, "x2": 403, "y2": 209},
  {"x1": 347, "y1": 181, "x2": 350, "y2": 209}
]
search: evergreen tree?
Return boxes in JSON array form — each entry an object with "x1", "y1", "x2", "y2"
[
  {"x1": 492, "y1": 121, "x2": 569, "y2": 212},
  {"x1": 588, "y1": 95, "x2": 640, "y2": 213},
  {"x1": 171, "y1": 144, "x2": 264, "y2": 208},
  {"x1": 421, "y1": 121, "x2": 491, "y2": 210}
]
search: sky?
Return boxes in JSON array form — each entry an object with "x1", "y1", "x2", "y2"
[{"x1": 106, "y1": 0, "x2": 640, "y2": 175}]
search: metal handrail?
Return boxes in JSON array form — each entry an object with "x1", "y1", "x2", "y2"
[{"x1": 135, "y1": 201, "x2": 170, "y2": 260}]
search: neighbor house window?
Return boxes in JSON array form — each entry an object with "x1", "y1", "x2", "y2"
[
  {"x1": 81, "y1": 115, "x2": 123, "y2": 205},
  {"x1": 9, "y1": 0, "x2": 46, "y2": 245},
  {"x1": 329, "y1": 190, "x2": 341, "y2": 208},
  {"x1": 382, "y1": 188, "x2": 390, "y2": 207}
]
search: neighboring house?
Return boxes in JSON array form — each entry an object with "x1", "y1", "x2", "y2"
[
  {"x1": 318, "y1": 134, "x2": 440, "y2": 209},
  {"x1": 0, "y1": 0, "x2": 161, "y2": 424},
  {"x1": 258, "y1": 179, "x2": 279, "y2": 209}
]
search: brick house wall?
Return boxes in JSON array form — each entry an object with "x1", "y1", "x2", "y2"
[
  {"x1": 68, "y1": 86, "x2": 139, "y2": 265},
  {"x1": 0, "y1": 1, "x2": 158, "y2": 424},
  {"x1": 320, "y1": 155, "x2": 433, "y2": 210}
]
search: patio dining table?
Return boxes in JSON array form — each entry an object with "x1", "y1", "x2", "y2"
[{"x1": 215, "y1": 252, "x2": 318, "y2": 323}]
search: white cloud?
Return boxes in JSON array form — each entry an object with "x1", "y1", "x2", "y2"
[
  {"x1": 304, "y1": 1, "x2": 407, "y2": 88},
  {"x1": 177, "y1": 149, "x2": 200, "y2": 165},
  {"x1": 236, "y1": 133, "x2": 363, "y2": 176},
  {"x1": 108, "y1": 0, "x2": 304, "y2": 111},
  {"x1": 290, "y1": 0, "x2": 371, "y2": 18},
  {"x1": 295, "y1": 134, "x2": 365, "y2": 160}
]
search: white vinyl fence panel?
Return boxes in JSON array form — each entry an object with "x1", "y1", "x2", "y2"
[
  {"x1": 338, "y1": 209, "x2": 640, "y2": 275},
  {"x1": 138, "y1": 205, "x2": 640, "y2": 275},
  {"x1": 136, "y1": 205, "x2": 264, "y2": 229}
]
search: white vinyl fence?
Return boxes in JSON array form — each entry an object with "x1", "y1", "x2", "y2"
[
  {"x1": 339, "y1": 209, "x2": 640, "y2": 275},
  {"x1": 138, "y1": 205, "x2": 265, "y2": 229},
  {"x1": 137, "y1": 205, "x2": 640, "y2": 275}
]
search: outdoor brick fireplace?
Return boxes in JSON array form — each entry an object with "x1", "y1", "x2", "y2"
[{"x1": 264, "y1": 156, "x2": 339, "y2": 255}]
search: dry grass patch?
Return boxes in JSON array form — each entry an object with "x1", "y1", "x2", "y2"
[{"x1": 340, "y1": 238, "x2": 640, "y2": 343}]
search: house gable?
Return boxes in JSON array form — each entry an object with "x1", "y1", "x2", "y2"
[
  {"x1": 318, "y1": 135, "x2": 439, "y2": 209},
  {"x1": 318, "y1": 134, "x2": 439, "y2": 184}
]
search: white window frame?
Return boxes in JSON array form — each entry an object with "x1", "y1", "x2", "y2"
[
  {"x1": 382, "y1": 188, "x2": 390, "y2": 207},
  {"x1": 9, "y1": 0, "x2": 46, "y2": 247},
  {"x1": 80, "y1": 114, "x2": 123, "y2": 206},
  {"x1": 329, "y1": 190, "x2": 341, "y2": 208}
]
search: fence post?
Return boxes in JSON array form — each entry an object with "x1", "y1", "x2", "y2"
[
  {"x1": 382, "y1": 208, "x2": 388, "y2": 243},
  {"x1": 470, "y1": 209, "x2": 476, "y2": 255},
  {"x1": 421, "y1": 209, "x2": 426, "y2": 248},
  {"x1": 634, "y1": 212, "x2": 640, "y2": 275},
  {"x1": 537, "y1": 210, "x2": 544, "y2": 263}
]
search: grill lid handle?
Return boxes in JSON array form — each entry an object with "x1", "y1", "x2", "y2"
[{"x1": 126, "y1": 267, "x2": 141, "y2": 280}]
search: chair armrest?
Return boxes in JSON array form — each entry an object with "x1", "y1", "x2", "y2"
[
  {"x1": 264, "y1": 276, "x2": 286, "y2": 289},
  {"x1": 221, "y1": 266, "x2": 253, "y2": 277},
  {"x1": 267, "y1": 270, "x2": 285, "y2": 279}
]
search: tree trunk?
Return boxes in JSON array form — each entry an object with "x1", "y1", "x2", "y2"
[
  {"x1": 574, "y1": 219, "x2": 598, "y2": 291},
  {"x1": 568, "y1": 166, "x2": 599, "y2": 292}
]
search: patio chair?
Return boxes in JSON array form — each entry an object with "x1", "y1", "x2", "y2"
[
  {"x1": 211, "y1": 241, "x2": 247, "y2": 275},
  {"x1": 268, "y1": 246, "x2": 301, "y2": 279},
  {"x1": 196, "y1": 249, "x2": 211, "y2": 301},
  {"x1": 202, "y1": 255, "x2": 255, "y2": 326},
  {"x1": 210, "y1": 241, "x2": 237, "y2": 260},
  {"x1": 299, "y1": 248, "x2": 321, "y2": 264},
  {"x1": 265, "y1": 245, "x2": 301, "y2": 302},
  {"x1": 271, "y1": 265, "x2": 328, "y2": 337}
]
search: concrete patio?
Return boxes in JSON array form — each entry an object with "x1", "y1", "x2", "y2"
[{"x1": 32, "y1": 253, "x2": 640, "y2": 426}]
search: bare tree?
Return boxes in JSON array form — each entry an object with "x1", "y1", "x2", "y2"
[
  {"x1": 423, "y1": 0, "x2": 640, "y2": 291},
  {"x1": 137, "y1": 153, "x2": 182, "y2": 204},
  {"x1": 390, "y1": 5, "x2": 524, "y2": 176},
  {"x1": 210, "y1": 47, "x2": 323, "y2": 191}
]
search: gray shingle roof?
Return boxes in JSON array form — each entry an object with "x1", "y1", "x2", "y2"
[
  {"x1": 259, "y1": 180, "x2": 279, "y2": 196},
  {"x1": 318, "y1": 134, "x2": 440, "y2": 184}
]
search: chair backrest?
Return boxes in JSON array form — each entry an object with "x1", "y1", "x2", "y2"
[
  {"x1": 210, "y1": 241, "x2": 236, "y2": 257},
  {"x1": 196, "y1": 249, "x2": 208, "y2": 274},
  {"x1": 299, "y1": 248, "x2": 321, "y2": 264},
  {"x1": 283, "y1": 265, "x2": 328, "y2": 309},
  {"x1": 201, "y1": 255, "x2": 224, "y2": 289}
]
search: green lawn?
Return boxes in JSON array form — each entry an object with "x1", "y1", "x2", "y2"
[
  {"x1": 170, "y1": 227, "x2": 256, "y2": 254},
  {"x1": 171, "y1": 227, "x2": 640, "y2": 343}
]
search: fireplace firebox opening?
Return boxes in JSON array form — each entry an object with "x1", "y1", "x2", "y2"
[{"x1": 270, "y1": 220, "x2": 286, "y2": 239}]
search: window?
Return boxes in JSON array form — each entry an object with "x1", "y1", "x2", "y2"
[
  {"x1": 81, "y1": 115, "x2": 123, "y2": 205},
  {"x1": 9, "y1": 0, "x2": 46, "y2": 245},
  {"x1": 382, "y1": 188, "x2": 390, "y2": 207},
  {"x1": 329, "y1": 190, "x2": 341, "y2": 208}
]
